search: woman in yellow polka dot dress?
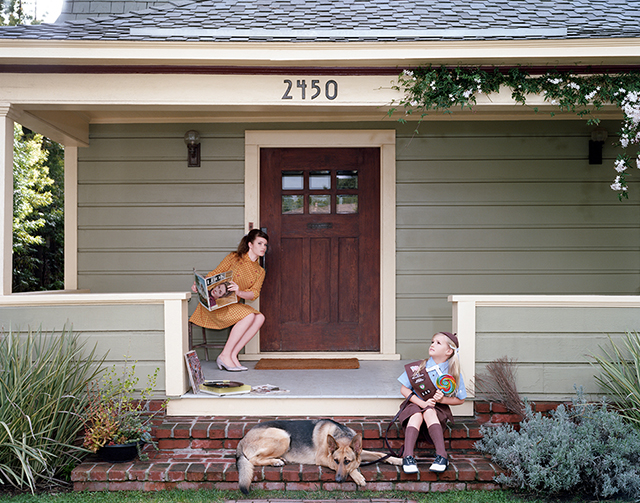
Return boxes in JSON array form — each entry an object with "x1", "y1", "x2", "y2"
[{"x1": 190, "y1": 229, "x2": 268, "y2": 371}]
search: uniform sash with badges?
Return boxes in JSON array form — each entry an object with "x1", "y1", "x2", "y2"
[{"x1": 404, "y1": 360, "x2": 439, "y2": 400}]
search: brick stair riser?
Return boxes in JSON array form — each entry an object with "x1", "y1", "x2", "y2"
[{"x1": 72, "y1": 455, "x2": 503, "y2": 492}]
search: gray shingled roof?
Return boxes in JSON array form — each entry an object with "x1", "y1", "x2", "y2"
[{"x1": 1, "y1": 0, "x2": 639, "y2": 42}]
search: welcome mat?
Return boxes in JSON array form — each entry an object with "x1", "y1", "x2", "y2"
[{"x1": 254, "y1": 358, "x2": 360, "y2": 370}]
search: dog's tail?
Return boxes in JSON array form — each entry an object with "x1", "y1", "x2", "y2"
[{"x1": 236, "y1": 450, "x2": 254, "y2": 495}]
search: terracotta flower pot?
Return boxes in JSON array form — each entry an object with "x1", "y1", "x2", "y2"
[{"x1": 97, "y1": 441, "x2": 142, "y2": 463}]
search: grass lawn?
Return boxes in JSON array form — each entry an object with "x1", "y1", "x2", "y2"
[{"x1": 0, "y1": 489, "x2": 608, "y2": 503}]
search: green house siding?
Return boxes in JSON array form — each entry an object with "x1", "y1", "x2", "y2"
[
  {"x1": 475, "y1": 305, "x2": 640, "y2": 399},
  {"x1": 0, "y1": 303, "x2": 167, "y2": 392},
  {"x1": 396, "y1": 119, "x2": 639, "y2": 358},
  {"x1": 77, "y1": 123, "x2": 246, "y2": 294},
  {"x1": 77, "y1": 120, "x2": 639, "y2": 365}
]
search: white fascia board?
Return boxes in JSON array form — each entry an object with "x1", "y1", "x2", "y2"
[{"x1": 1, "y1": 38, "x2": 640, "y2": 67}]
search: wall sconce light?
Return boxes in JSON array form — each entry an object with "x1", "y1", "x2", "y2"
[
  {"x1": 589, "y1": 127, "x2": 608, "y2": 165},
  {"x1": 184, "y1": 130, "x2": 201, "y2": 167}
]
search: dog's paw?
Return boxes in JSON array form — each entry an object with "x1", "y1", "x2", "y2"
[
  {"x1": 350, "y1": 470, "x2": 366, "y2": 486},
  {"x1": 387, "y1": 456, "x2": 403, "y2": 466},
  {"x1": 270, "y1": 459, "x2": 285, "y2": 467}
]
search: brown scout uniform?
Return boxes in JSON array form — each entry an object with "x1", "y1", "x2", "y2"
[{"x1": 397, "y1": 361, "x2": 454, "y2": 445}]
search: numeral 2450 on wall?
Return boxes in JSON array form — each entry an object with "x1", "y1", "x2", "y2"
[{"x1": 282, "y1": 79, "x2": 338, "y2": 100}]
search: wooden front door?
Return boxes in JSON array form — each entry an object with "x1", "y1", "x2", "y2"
[{"x1": 259, "y1": 147, "x2": 380, "y2": 352}]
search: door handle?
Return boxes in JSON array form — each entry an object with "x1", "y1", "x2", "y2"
[{"x1": 260, "y1": 227, "x2": 268, "y2": 271}]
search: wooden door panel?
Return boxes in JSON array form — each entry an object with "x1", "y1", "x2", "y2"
[
  {"x1": 280, "y1": 238, "x2": 304, "y2": 324},
  {"x1": 338, "y1": 237, "x2": 359, "y2": 323},
  {"x1": 309, "y1": 238, "x2": 331, "y2": 323},
  {"x1": 260, "y1": 147, "x2": 380, "y2": 352}
]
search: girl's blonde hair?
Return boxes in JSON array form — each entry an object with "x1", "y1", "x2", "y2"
[{"x1": 413, "y1": 332, "x2": 461, "y2": 386}]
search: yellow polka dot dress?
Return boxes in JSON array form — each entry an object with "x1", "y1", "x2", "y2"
[{"x1": 189, "y1": 252, "x2": 265, "y2": 330}]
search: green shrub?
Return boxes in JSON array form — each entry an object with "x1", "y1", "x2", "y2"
[
  {"x1": 476, "y1": 392, "x2": 640, "y2": 499},
  {"x1": 0, "y1": 326, "x2": 106, "y2": 492},
  {"x1": 591, "y1": 330, "x2": 640, "y2": 428}
]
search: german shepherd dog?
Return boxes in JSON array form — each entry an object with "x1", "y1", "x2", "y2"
[{"x1": 236, "y1": 419, "x2": 402, "y2": 494}]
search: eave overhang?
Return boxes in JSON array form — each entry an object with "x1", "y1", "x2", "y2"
[{"x1": 1, "y1": 37, "x2": 640, "y2": 69}]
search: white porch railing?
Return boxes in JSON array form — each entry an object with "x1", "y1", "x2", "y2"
[
  {"x1": 0, "y1": 291, "x2": 191, "y2": 397},
  {"x1": 449, "y1": 295, "x2": 640, "y2": 401}
]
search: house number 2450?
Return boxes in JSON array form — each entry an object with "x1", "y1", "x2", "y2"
[{"x1": 282, "y1": 79, "x2": 338, "y2": 100}]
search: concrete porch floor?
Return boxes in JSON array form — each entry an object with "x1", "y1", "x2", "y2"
[{"x1": 167, "y1": 359, "x2": 474, "y2": 418}]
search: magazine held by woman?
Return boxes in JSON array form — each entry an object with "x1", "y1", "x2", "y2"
[{"x1": 193, "y1": 268, "x2": 237, "y2": 311}]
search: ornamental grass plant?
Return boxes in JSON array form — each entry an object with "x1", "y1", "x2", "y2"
[
  {"x1": 473, "y1": 356, "x2": 525, "y2": 416},
  {"x1": 0, "y1": 326, "x2": 105, "y2": 493},
  {"x1": 591, "y1": 330, "x2": 640, "y2": 428},
  {"x1": 476, "y1": 391, "x2": 640, "y2": 500}
]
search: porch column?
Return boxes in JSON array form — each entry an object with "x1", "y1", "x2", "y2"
[
  {"x1": 64, "y1": 146, "x2": 78, "y2": 290},
  {"x1": 0, "y1": 105, "x2": 14, "y2": 295}
]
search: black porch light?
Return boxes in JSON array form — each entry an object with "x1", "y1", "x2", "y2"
[
  {"x1": 184, "y1": 130, "x2": 201, "y2": 167},
  {"x1": 589, "y1": 127, "x2": 608, "y2": 165}
]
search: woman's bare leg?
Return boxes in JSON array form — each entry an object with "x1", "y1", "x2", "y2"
[{"x1": 220, "y1": 313, "x2": 265, "y2": 367}]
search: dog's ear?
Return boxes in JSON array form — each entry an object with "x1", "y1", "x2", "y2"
[
  {"x1": 350, "y1": 433, "x2": 363, "y2": 453},
  {"x1": 327, "y1": 434, "x2": 338, "y2": 452}
]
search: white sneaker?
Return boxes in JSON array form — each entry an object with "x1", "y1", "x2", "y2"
[
  {"x1": 402, "y1": 456, "x2": 419, "y2": 474},
  {"x1": 429, "y1": 455, "x2": 449, "y2": 472}
]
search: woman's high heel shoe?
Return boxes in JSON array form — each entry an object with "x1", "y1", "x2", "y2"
[{"x1": 216, "y1": 356, "x2": 242, "y2": 372}]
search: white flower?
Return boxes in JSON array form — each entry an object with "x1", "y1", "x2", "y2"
[
  {"x1": 620, "y1": 135, "x2": 629, "y2": 148},
  {"x1": 551, "y1": 99, "x2": 559, "y2": 105},
  {"x1": 611, "y1": 176, "x2": 623, "y2": 191},
  {"x1": 463, "y1": 89, "x2": 473, "y2": 99},
  {"x1": 615, "y1": 159, "x2": 627, "y2": 172},
  {"x1": 548, "y1": 77, "x2": 563, "y2": 85},
  {"x1": 568, "y1": 82, "x2": 580, "y2": 90},
  {"x1": 585, "y1": 90, "x2": 598, "y2": 101},
  {"x1": 637, "y1": 156, "x2": 640, "y2": 169},
  {"x1": 625, "y1": 91, "x2": 639, "y2": 103}
]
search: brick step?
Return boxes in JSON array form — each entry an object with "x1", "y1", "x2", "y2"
[
  {"x1": 71, "y1": 446, "x2": 502, "y2": 492},
  {"x1": 151, "y1": 416, "x2": 483, "y2": 454}
]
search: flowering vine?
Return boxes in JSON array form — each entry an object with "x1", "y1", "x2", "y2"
[{"x1": 389, "y1": 67, "x2": 640, "y2": 200}]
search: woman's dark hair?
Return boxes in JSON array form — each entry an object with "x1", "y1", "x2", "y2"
[{"x1": 237, "y1": 228, "x2": 269, "y2": 256}]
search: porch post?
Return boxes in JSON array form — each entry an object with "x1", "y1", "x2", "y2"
[
  {"x1": 450, "y1": 296, "x2": 477, "y2": 397},
  {"x1": 0, "y1": 105, "x2": 14, "y2": 295},
  {"x1": 164, "y1": 297, "x2": 190, "y2": 397},
  {"x1": 64, "y1": 146, "x2": 78, "y2": 290}
]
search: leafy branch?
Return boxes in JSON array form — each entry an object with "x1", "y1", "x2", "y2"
[{"x1": 390, "y1": 66, "x2": 640, "y2": 200}]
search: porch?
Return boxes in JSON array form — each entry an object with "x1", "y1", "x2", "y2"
[{"x1": 2, "y1": 291, "x2": 638, "y2": 417}]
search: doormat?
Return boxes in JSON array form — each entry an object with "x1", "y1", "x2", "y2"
[{"x1": 254, "y1": 358, "x2": 360, "y2": 370}]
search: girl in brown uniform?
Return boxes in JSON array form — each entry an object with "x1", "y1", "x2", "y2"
[{"x1": 396, "y1": 332, "x2": 466, "y2": 473}]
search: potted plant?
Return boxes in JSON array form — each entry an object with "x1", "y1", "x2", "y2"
[{"x1": 82, "y1": 358, "x2": 166, "y2": 462}]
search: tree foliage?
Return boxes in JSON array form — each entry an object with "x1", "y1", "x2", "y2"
[
  {"x1": 0, "y1": 0, "x2": 36, "y2": 25},
  {"x1": 13, "y1": 124, "x2": 64, "y2": 292}
]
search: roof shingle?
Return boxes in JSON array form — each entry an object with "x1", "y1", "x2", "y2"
[{"x1": 1, "y1": 0, "x2": 639, "y2": 42}]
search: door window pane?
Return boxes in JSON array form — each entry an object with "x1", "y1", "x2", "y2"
[
  {"x1": 282, "y1": 171, "x2": 304, "y2": 190},
  {"x1": 337, "y1": 195, "x2": 358, "y2": 214},
  {"x1": 309, "y1": 195, "x2": 331, "y2": 214},
  {"x1": 337, "y1": 170, "x2": 358, "y2": 189},
  {"x1": 282, "y1": 195, "x2": 304, "y2": 214},
  {"x1": 309, "y1": 170, "x2": 331, "y2": 190}
]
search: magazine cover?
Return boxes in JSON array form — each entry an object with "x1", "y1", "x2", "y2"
[
  {"x1": 184, "y1": 350, "x2": 205, "y2": 393},
  {"x1": 184, "y1": 350, "x2": 251, "y2": 396},
  {"x1": 193, "y1": 269, "x2": 237, "y2": 311}
]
